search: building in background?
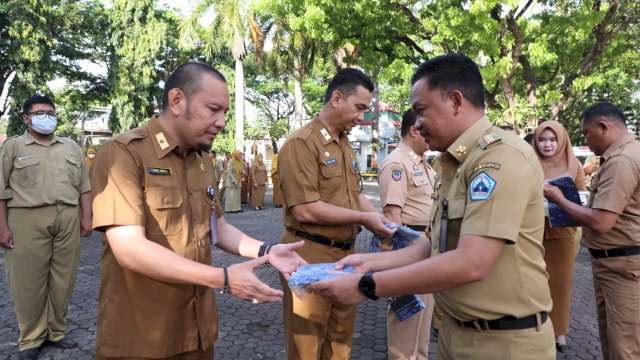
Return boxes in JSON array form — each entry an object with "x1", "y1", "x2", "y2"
[{"x1": 349, "y1": 102, "x2": 402, "y2": 173}]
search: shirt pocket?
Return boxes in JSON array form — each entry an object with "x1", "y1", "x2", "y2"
[
  {"x1": 65, "y1": 154, "x2": 81, "y2": 186},
  {"x1": 319, "y1": 164, "x2": 343, "y2": 198},
  {"x1": 146, "y1": 186, "x2": 184, "y2": 236},
  {"x1": 13, "y1": 157, "x2": 41, "y2": 186},
  {"x1": 443, "y1": 196, "x2": 466, "y2": 251}
]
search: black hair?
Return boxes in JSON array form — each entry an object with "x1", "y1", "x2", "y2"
[
  {"x1": 161, "y1": 62, "x2": 227, "y2": 111},
  {"x1": 23, "y1": 95, "x2": 55, "y2": 114},
  {"x1": 400, "y1": 109, "x2": 418, "y2": 138},
  {"x1": 499, "y1": 124, "x2": 516, "y2": 132},
  {"x1": 323, "y1": 68, "x2": 375, "y2": 104},
  {"x1": 411, "y1": 53, "x2": 485, "y2": 109},
  {"x1": 523, "y1": 133, "x2": 534, "y2": 145},
  {"x1": 580, "y1": 101, "x2": 627, "y2": 127}
]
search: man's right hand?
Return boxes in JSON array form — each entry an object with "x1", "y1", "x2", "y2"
[
  {"x1": 226, "y1": 256, "x2": 283, "y2": 303},
  {"x1": 0, "y1": 229, "x2": 13, "y2": 249},
  {"x1": 360, "y1": 212, "x2": 395, "y2": 238}
]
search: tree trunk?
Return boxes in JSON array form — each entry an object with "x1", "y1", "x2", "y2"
[
  {"x1": 235, "y1": 58, "x2": 245, "y2": 151},
  {"x1": 293, "y1": 62, "x2": 304, "y2": 129}
]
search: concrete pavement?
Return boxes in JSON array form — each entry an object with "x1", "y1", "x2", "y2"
[{"x1": 1, "y1": 181, "x2": 602, "y2": 359}]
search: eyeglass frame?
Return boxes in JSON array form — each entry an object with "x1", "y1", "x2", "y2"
[{"x1": 26, "y1": 110, "x2": 58, "y2": 118}]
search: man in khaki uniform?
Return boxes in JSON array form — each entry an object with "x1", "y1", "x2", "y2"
[
  {"x1": 0, "y1": 95, "x2": 92, "y2": 360},
  {"x1": 378, "y1": 109, "x2": 436, "y2": 360},
  {"x1": 544, "y1": 102, "x2": 640, "y2": 360},
  {"x1": 90, "y1": 62, "x2": 304, "y2": 360},
  {"x1": 278, "y1": 68, "x2": 394, "y2": 360},
  {"x1": 311, "y1": 54, "x2": 555, "y2": 360}
]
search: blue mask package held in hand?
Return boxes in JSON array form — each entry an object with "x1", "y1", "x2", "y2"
[
  {"x1": 369, "y1": 224, "x2": 423, "y2": 253},
  {"x1": 288, "y1": 263, "x2": 355, "y2": 299},
  {"x1": 389, "y1": 295, "x2": 426, "y2": 321}
]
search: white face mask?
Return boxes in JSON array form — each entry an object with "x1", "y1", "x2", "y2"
[
  {"x1": 30, "y1": 114, "x2": 57, "y2": 134},
  {"x1": 88, "y1": 153, "x2": 96, "y2": 159}
]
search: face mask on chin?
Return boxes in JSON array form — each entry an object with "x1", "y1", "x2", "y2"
[{"x1": 30, "y1": 114, "x2": 57, "y2": 135}]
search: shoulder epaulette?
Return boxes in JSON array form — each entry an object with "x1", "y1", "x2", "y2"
[
  {"x1": 113, "y1": 127, "x2": 147, "y2": 145},
  {"x1": 292, "y1": 124, "x2": 314, "y2": 140},
  {"x1": 478, "y1": 133, "x2": 502, "y2": 149}
]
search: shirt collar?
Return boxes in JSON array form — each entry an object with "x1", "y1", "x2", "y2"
[
  {"x1": 601, "y1": 132, "x2": 636, "y2": 162},
  {"x1": 312, "y1": 117, "x2": 345, "y2": 146},
  {"x1": 23, "y1": 129, "x2": 63, "y2": 145},
  {"x1": 147, "y1": 115, "x2": 179, "y2": 159},
  {"x1": 398, "y1": 141, "x2": 424, "y2": 165},
  {"x1": 446, "y1": 115, "x2": 492, "y2": 164}
]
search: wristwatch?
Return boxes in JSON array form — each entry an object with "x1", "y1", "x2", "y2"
[{"x1": 358, "y1": 272, "x2": 379, "y2": 300}]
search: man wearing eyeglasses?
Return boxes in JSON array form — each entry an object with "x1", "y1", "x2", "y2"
[{"x1": 0, "y1": 95, "x2": 92, "y2": 360}]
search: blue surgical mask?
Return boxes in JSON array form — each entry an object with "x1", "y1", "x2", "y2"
[{"x1": 30, "y1": 114, "x2": 57, "y2": 134}]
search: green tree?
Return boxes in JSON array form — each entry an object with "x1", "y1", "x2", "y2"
[
  {"x1": 108, "y1": 0, "x2": 166, "y2": 133},
  {"x1": 182, "y1": 0, "x2": 256, "y2": 150}
]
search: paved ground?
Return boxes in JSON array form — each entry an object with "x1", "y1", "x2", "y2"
[{"x1": 0, "y1": 181, "x2": 602, "y2": 359}]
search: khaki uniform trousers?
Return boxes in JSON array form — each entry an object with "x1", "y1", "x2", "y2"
[
  {"x1": 387, "y1": 293, "x2": 435, "y2": 360},
  {"x1": 96, "y1": 345, "x2": 213, "y2": 360},
  {"x1": 280, "y1": 237, "x2": 356, "y2": 360},
  {"x1": 3, "y1": 204, "x2": 81, "y2": 351},
  {"x1": 591, "y1": 255, "x2": 640, "y2": 360},
  {"x1": 437, "y1": 314, "x2": 555, "y2": 360}
]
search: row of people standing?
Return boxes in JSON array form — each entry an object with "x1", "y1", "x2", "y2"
[{"x1": 222, "y1": 150, "x2": 277, "y2": 212}]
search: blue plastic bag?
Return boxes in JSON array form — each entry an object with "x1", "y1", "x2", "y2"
[
  {"x1": 369, "y1": 224, "x2": 423, "y2": 253},
  {"x1": 288, "y1": 263, "x2": 355, "y2": 299}
]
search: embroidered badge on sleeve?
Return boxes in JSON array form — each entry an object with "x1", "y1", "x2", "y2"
[
  {"x1": 391, "y1": 166, "x2": 403, "y2": 181},
  {"x1": 469, "y1": 171, "x2": 496, "y2": 201}
]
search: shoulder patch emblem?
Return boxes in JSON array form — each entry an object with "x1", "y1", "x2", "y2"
[
  {"x1": 471, "y1": 162, "x2": 501, "y2": 174},
  {"x1": 392, "y1": 169, "x2": 402, "y2": 181},
  {"x1": 469, "y1": 171, "x2": 496, "y2": 201}
]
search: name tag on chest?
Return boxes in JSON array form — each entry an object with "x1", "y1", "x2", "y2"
[
  {"x1": 147, "y1": 167, "x2": 172, "y2": 176},
  {"x1": 324, "y1": 158, "x2": 337, "y2": 165}
]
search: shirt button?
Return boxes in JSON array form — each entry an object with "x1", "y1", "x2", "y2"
[{"x1": 164, "y1": 197, "x2": 170, "y2": 205}]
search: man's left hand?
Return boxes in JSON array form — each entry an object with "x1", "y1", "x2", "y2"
[
  {"x1": 309, "y1": 273, "x2": 366, "y2": 306},
  {"x1": 268, "y1": 241, "x2": 306, "y2": 278}
]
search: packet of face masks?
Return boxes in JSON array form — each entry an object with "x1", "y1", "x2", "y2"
[
  {"x1": 369, "y1": 224, "x2": 423, "y2": 253},
  {"x1": 370, "y1": 224, "x2": 426, "y2": 320},
  {"x1": 288, "y1": 263, "x2": 355, "y2": 299}
]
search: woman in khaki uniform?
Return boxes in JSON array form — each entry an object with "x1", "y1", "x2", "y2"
[
  {"x1": 533, "y1": 121, "x2": 587, "y2": 353},
  {"x1": 225, "y1": 150, "x2": 243, "y2": 213},
  {"x1": 251, "y1": 153, "x2": 267, "y2": 210},
  {"x1": 271, "y1": 153, "x2": 283, "y2": 208},
  {"x1": 241, "y1": 154, "x2": 250, "y2": 204}
]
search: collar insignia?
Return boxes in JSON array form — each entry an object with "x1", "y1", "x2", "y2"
[{"x1": 155, "y1": 132, "x2": 169, "y2": 150}]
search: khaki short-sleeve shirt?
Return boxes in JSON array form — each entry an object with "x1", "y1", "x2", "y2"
[
  {"x1": 0, "y1": 131, "x2": 90, "y2": 206},
  {"x1": 582, "y1": 134, "x2": 640, "y2": 249},
  {"x1": 91, "y1": 116, "x2": 223, "y2": 358},
  {"x1": 378, "y1": 141, "x2": 435, "y2": 226},
  {"x1": 252, "y1": 162, "x2": 267, "y2": 186},
  {"x1": 429, "y1": 116, "x2": 552, "y2": 321},
  {"x1": 279, "y1": 118, "x2": 362, "y2": 241}
]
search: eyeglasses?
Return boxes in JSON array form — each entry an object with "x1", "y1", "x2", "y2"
[{"x1": 27, "y1": 110, "x2": 57, "y2": 118}]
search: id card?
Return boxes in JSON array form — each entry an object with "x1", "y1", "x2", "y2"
[
  {"x1": 210, "y1": 213, "x2": 218, "y2": 246},
  {"x1": 389, "y1": 295, "x2": 425, "y2": 321}
]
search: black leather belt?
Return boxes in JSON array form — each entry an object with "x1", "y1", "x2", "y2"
[
  {"x1": 457, "y1": 312, "x2": 548, "y2": 331},
  {"x1": 405, "y1": 224, "x2": 427, "y2": 232},
  {"x1": 286, "y1": 227, "x2": 355, "y2": 250},
  {"x1": 589, "y1": 246, "x2": 640, "y2": 259}
]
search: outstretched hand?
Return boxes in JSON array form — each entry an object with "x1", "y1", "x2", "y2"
[
  {"x1": 309, "y1": 273, "x2": 367, "y2": 306},
  {"x1": 226, "y1": 256, "x2": 283, "y2": 303},
  {"x1": 268, "y1": 241, "x2": 306, "y2": 279}
]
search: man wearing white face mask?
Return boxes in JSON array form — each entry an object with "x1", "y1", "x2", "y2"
[{"x1": 0, "y1": 95, "x2": 92, "y2": 360}]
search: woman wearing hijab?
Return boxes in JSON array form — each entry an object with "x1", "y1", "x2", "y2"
[
  {"x1": 533, "y1": 121, "x2": 587, "y2": 353},
  {"x1": 241, "y1": 153, "x2": 251, "y2": 204},
  {"x1": 251, "y1": 153, "x2": 267, "y2": 210},
  {"x1": 271, "y1": 153, "x2": 283, "y2": 208},
  {"x1": 86, "y1": 148, "x2": 97, "y2": 167},
  {"x1": 224, "y1": 149, "x2": 243, "y2": 213}
]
